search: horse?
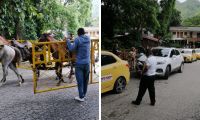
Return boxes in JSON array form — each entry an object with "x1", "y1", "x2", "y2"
[
  {"x1": 10, "y1": 39, "x2": 32, "y2": 62},
  {"x1": 0, "y1": 39, "x2": 25, "y2": 86},
  {"x1": 37, "y1": 33, "x2": 75, "y2": 86},
  {"x1": 92, "y1": 50, "x2": 99, "y2": 74}
]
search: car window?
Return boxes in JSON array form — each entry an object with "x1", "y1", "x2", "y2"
[
  {"x1": 175, "y1": 50, "x2": 180, "y2": 55},
  {"x1": 195, "y1": 49, "x2": 200, "y2": 53},
  {"x1": 181, "y1": 50, "x2": 192, "y2": 54},
  {"x1": 170, "y1": 50, "x2": 174, "y2": 57},
  {"x1": 101, "y1": 55, "x2": 117, "y2": 66}
]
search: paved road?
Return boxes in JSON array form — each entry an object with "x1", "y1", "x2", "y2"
[
  {"x1": 0, "y1": 65, "x2": 99, "y2": 120},
  {"x1": 102, "y1": 61, "x2": 200, "y2": 120}
]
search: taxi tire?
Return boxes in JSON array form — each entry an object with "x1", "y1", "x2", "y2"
[
  {"x1": 164, "y1": 66, "x2": 170, "y2": 80},
  {"x1": 113, "y1": 77, "x2": 126, "y2": 94}
]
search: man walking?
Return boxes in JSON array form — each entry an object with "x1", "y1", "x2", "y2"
[
  {"x1": 66, "y1": 28, "x2": 90, "y2": 102},
  {"x1": 132, "y1": 49, "x2": 157, "y2": 106}
]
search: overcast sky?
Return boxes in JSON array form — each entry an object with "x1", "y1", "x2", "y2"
[
  {"x1": 177, "y1": 0, "x2": 200, "y2": 2},
  {"x1": 178, "y1": 0, "x2": 186, "y2": 2},
  {"x1": 158, "y1": 0, "x2": 200, "y2": 2}
]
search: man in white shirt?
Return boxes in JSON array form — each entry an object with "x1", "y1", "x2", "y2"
[{"x1": 132, "y1": 49, "x2": 157, "y2": 106}]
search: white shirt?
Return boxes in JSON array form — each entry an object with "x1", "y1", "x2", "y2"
[
  {"x1": 138, "y1": 53, "x2": 147, "y2": 62},
  {"x1": 144, "y1": 55, "x2": 157, "y2": 76}
]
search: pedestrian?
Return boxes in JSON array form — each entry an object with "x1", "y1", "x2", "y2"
[
  {"x1": 128, "y1": 47, "x2": 136, "y2": 71},
  {"x1": 65, "y1": 28, "x2": 90, "y2": 102},
  {"x1": 112, "y1": 43, "x2": 120, "y2": 56},
  {"x1": 135, "y1": 49, "x2": 147, "y2": 78},
  {"x1": 132, "y1": 49, "x2": 157, "y2": 106}
]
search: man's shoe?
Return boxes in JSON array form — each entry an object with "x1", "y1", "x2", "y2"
[
  {"x1": 74, "y1": 96, "x2": 85, "y2": 102},
  {"x1": 131, "y1": 101, "x2": 140, "y2": 105},
  {"x1": 150, "y1": 102, "x2": 155, "y2": 106}
]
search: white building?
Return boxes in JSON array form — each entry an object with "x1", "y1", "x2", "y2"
[
  {"x1": 170, "y1": 27, "x2": 200, "y2": 48},
  {"x1": 84, "y1": 27, "x2": 99, "y2": 39}
]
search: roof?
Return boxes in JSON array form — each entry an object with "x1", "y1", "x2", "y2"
[
  {"x1": 0, "y1": 36, "x2": 10, "y2": 45},
  {"x1": 170, "y1": 27, "x2": 200, "y2": 32},
  {"x1": 101, "y1": 51, "x2": 122, "y2": 61},
  {"x1": 142, "y1": 35, "x2": 159, "y2": 42}
]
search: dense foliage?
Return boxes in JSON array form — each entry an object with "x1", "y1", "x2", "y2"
[
  {"x1": 182, "y1": 13, "x2": 200, "y2": 26},
  {"x1": 0, "y1": 0, "x2": 92, "y2": 40},
  {"x1": 102, "y1": 0, "x2": 180, "y2": 49},
  {"x1": 175, "y1": 0, "x2": 200, "y2": 27},
  {"x1": 170, "y1": 8, "x2": 182, "y2": 26},
  {"x1": 157, "y1": 0, "x2": 175, "y2": 37}
]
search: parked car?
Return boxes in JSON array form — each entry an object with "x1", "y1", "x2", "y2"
[
  {"x1": 195, "y1": 49, "x2": 200, "y2": 60},
  {"x1": 101, "y1": 51, "x2": 130, "y2": 93},
  {"x1": 181, "y1": 49, "x2": 196, "y2": 62},
  {"x1": 152, "y1": 47, "x2": 184, "y2": 79}
]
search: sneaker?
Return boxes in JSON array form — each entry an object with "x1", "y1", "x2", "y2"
[
  {"x1": 74, "y1": 96, "x2": 85, "y2": 102},
  {"x1": 131, "y1": 101, "x2": 140, "y2": 105}
]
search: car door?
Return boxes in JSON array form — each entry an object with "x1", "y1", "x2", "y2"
[
  {"x1": 175, "y1": 49, "x2": 183, "y2": 67},
  {"x1": 169, "y1": 49, "x2": 177, "y2": 70},
  {"x1": 101, "y1": 54, "x2": 118, "y2": 92},
  {"x1": 192, "y1": 50, "x2": 196, "y2": 60}
]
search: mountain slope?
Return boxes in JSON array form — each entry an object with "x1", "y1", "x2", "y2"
[{"x1": 175, "y1": 0, "x2": 200, "y2": 19}]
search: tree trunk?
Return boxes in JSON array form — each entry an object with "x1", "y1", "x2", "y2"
[{"x1": 15, "y1": 20, "x2": 22, "y2": 40}]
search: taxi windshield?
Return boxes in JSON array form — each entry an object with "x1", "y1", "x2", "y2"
[
  {"x1": 195, "y1": 49, "x2": 200, "y2": 53},
  {"x1": 181, "y1": 50, "x2": 192, "y2": 54},
  {"x1": 152, "y1": 48, "x2": 169, "y2": 57}
]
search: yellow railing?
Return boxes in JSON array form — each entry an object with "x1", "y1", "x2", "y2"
[{"x1": 31, "y1": 39, "x2": 99, "y2": 94}]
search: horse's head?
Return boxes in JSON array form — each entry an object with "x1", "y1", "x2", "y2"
[{"x1": 39, "y1": 33, "x2": 55, "y2": 42}]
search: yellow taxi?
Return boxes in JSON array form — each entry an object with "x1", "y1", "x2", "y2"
[
  {"x1": 195, "y1": 49, "x2": 200, "y2": 60},
  {"x1": 192, "y1": 49, "x2": 197, "y2": 61},
  {"x1": 181, "y1": 49, "x2": 196, "y2": 62},
  {"x1": 101, "y1": 51, "x2": 130, "y2": 93}
]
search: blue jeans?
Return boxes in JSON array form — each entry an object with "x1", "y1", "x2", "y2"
[{"x1": 75, "y1": 64, "x2": 90, "y2": 98}]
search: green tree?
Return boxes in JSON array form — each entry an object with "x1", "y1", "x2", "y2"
[
  {"x1": 0, "y1": 0, "x2": 92, "y2": 40},
  {"x1": 176, "y1": 0, "x2": 200, "y2": 20},
  {"x1": 170, "y1": 8, "x2": 182, "y2": 26},
  {"x1": 157, "y1": 0, "x2": 176, "y2": 37},
  {"x1": 101, "y1": 0, "x2": 116, "y2": 38},
  {"x1": 120, "y1": 0, "x2": 160, "y2": 47},
  {"x1": 102, "y1": 0, "x2": 160, "y2": 49},
  {"x1": 182, "y1": 13, "x2": 200, "y2": 26}
]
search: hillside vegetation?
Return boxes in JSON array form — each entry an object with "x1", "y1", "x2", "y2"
[{"x1": 175, "y1": 0, "x2": 200, "y2": 19}]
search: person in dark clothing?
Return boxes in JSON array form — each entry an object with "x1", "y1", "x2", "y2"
[
  {"x1": 132, "y1": 49, "x2": 157, "y2": 106},
  {"x1": 112, "y1": 43, "x2": 119, "y2": 55}
]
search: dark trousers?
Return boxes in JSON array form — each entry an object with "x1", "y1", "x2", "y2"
[
  {"x1": 75, "y1": 64, "x2": 90, "y2": 99},
  {"x1": 136, "y1": 75, "x2": 155, "y2": 103}
]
